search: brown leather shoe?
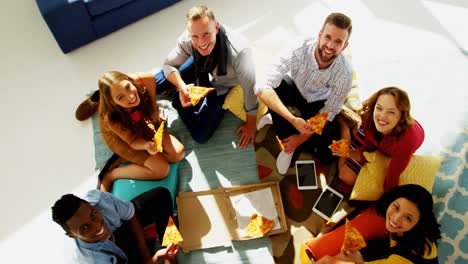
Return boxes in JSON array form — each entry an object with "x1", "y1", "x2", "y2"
[{"x1": 75, "y1": 90, "x2": 100, "y2": 121}]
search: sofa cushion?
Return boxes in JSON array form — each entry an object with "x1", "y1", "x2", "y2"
[
  {"x1": 84, "y1": 0, "x2": 133, "y2": 16},
  {"x1": 350, "y1": 151, "x2": 443, "y2": 201}
]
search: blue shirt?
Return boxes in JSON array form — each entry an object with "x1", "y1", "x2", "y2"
[{"x1": 72, "y1": 190, "x2": 135, "y2": 264}]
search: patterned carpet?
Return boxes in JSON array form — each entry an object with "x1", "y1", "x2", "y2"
[
  {"x1": 93, "y1": 98, "x2": 273, "y2": 263},
  {"x1": 432, "y1": 127, "x2": 467, "y2": 263},
  {"x1": 254, "y1": 123, "x2": 360, "y2": 263},
  {"x1": 255, "y1": 120, "x2": 468, "y2": 263},
  {"x1": 93, "y1": 98, "x2": 467, "y2": 263}
]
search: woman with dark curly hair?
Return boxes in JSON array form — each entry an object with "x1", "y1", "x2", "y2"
[
  {"x1": 98, "y1": 71, "x2": 185, "y2": 192},
  {"x1": 332, "y1": 87, "x2": 424, "y2": 192},
  {"x1": 306, "y1": 184, "x2": 441, "y2": 263}
]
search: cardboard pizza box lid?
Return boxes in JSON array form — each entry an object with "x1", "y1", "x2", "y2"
[{"x1": 177, "y1": 181, "x2": 287, "y2": 252}]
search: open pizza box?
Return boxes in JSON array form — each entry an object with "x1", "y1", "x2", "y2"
[{"x1": 176, "y1": 181, "x2": 287, "y2": 252}]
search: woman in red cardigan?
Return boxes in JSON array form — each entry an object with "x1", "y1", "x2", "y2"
[{"x1": 333, "y1": 87, "x2": 424, "y2": 192}]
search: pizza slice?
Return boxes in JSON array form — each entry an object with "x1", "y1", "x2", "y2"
[
  {"x1": 245, "y1": 214, "x2": 275, "y2": 238},
  {"x1": 306, "y1": 112, "x2": 329, "y2": 135},
  {"x1": 341, "y1": 219, "x2": 366, "y2": 252},
  {"x1": 328, "y1": 139, "x2": 350, "y2": 156},
  {"x1": 153, "y1": 120, "x2": 165, "y2": 153},
  {"x1": 161, "y1": 216, "x2": 183, "y2": 246},
  {"x1": 188, "y1": 86, "x2": 215, "y2": 106},
  {"x1": 276, "y1": 136, "x2": 284, "y2": 151}
]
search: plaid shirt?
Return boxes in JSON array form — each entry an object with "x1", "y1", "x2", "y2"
[{"x1": 256, "y1": 38, "x2": 353, "y2": 121}]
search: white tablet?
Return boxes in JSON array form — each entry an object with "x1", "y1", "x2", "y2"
[
  {"x1": 312, "y1": 186, "x2": 344, "y2": 221},
  {"x1": 295, "y1": 160, "x2": 318, "y2": 190}
]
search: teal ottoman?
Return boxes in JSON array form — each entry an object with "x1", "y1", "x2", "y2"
[{"x1": 111, "y1": 161, "x2": 180, "y2": 210}]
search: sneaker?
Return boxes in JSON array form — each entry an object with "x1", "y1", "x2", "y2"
[
  {"x1": 75, "y1": 90, "x2": 100, "y2": 121},
  {"x1": 276, "y1": 150, "x2": 294, "y2": 175},
  {"x1": 257, "y1": 113, "x2": 273, "y2": 130}
]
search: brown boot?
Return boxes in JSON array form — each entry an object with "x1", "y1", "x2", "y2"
[{"x1": 75, "y1": 90, "x2": 100, "y2": 121}]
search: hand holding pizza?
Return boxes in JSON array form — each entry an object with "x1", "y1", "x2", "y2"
[
  {"x1": 151, "y1": 243, "x2": 179, "y2": 264},
  {"x1": 306, "y1": 112, "x2": 329, "y2": 135},
  {"x1": 145, "y1": 119, "x2": 165, "y2": 154},
  {"x1": 188, "y1": 86, "x2": 215, "y2": 106},
  {"x1": 341, "y1": 219, "x2": 366, "y2": 252},
  {"x1": 179, "y1": 84, "x2": 193, "y2": 108},
  {"x1": 153, "y1": 120, "x2": 165, "y2": 153},
  {"x1": 329, "y1": 139, "x2": 350, "y2": 157},
  {"x1": 145, "y1": 141, "x2": 159, "y2": 155},
  {"x1": 291, "y1": 117, "x2": 314, "y2": 135},
  {"x1": 161, "y1": 216, "x2": 183, "y2": 247}
]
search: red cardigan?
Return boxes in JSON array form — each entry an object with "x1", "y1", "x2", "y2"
[{"x1": 360, "y1": 120, "x2": 425, "y2": 191}]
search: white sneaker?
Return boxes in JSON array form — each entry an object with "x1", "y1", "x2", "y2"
[
  {"x1": 257, "y1": 113, "x2": 273, "y2": 130},
  {"x1": 276, "y1": 150, "x2": 294, "y2": 175}
]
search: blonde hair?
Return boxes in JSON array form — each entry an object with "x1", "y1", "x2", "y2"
[{"x1": 186, "y1": 5, "x2": 215, "y2": 22}]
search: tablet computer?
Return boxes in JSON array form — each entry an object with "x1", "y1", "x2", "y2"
[
  {"x1": 295, "y1": 160, "x2": 318, "y2": 190},
  {"x1": 312, "y1": 186, "x2": 344, "y2": 221}
]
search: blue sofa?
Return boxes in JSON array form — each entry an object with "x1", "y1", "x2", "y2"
[{"x1": 36, "y1": 0, "x2": 180, "y2": 53}]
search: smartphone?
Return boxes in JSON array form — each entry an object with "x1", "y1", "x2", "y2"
[
  {"x1": 312, "y1": 186, "x2": 344, "y2": 221},
  {"x1": 295, "y1": 160, "x2": 318, "y2": 190}
]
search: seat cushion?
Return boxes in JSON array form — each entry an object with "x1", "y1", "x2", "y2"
[
  {"x1": 350, "y1": 151, "x2": 443, "y2": 201},
  {"x1": 84, "y1": 0, "x2": 133, "y2": 16},
  {"x1": 111, "y1": 161, "x2": 180, "y2": 209}
]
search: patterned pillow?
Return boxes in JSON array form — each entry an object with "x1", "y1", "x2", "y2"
[{"x1": 350, "y1": 151, "x2": 443, "y2": 201}]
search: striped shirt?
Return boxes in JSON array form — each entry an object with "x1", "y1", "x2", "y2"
[{"x1": 255, "y1": 38, "x2": 353, "y2": 120}]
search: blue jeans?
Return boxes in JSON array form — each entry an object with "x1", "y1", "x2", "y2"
[{"x1": 155, "y1": 57, "x2": 225, "y2": 143}]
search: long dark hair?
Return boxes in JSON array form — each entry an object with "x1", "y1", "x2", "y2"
[
  {"x1": 375, "y1": 184, "x2": 441, "y2": 256},
  {"x1": 99, "y1": 71, "x2": 160, "y2": 138},
  {"x1": 360, "y1": 87, "x2": 413, "y2": 138}
]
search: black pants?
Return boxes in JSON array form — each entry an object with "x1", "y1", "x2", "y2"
[
  {"x1": 270, "y1": 76, "x2": 340, "y2": 164},
  {"x1": 114, "y1": 187, "x2": 173, "y2": 263}
]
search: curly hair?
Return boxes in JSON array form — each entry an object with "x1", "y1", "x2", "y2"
[
  {"x1": 51, "y1": 194, "x2": 85, "y2": 233},
  {"x1": 375, "y1": 184, "x2": 441, "y2": 257},
  {"x1": 359, "y1": 87, "x2": 413, "y2": 137},
  {"x1": 98, "y1": 71, "x2": 160, "y2": 139}
]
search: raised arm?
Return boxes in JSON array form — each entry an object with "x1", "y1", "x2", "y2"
[{"x1": 162, "y1": 32, "x2": 193, "y2": 96}]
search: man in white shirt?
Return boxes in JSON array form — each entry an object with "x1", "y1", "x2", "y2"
[{"x1": 255, "y1": 13, "x2": 354, "y2": 174}]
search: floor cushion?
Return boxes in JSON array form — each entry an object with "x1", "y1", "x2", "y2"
[
  {"x1": 111, "y1": 161, "x2": 180, "y2": 209},
  {"x1": 350, "y1": 151, "x2": 443, "y2": 201}
]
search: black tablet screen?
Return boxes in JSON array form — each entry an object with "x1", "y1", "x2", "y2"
[
  {"x1": 315, "y1": 188, "x2": 342, "y2": 218},
  {"x1": 297, "y1": 163, "x2": 317, "y2": 187}
]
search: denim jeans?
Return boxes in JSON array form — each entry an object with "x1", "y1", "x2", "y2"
[{"x1": 155, "y1": 57, "x2": 226, "y2": 143}]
